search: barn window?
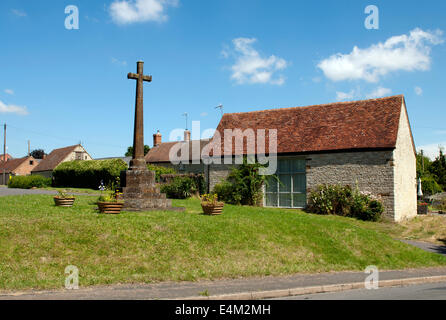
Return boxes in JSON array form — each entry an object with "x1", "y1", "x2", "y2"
[{"x1": 264, "y1": 158, "x2": 306, "y2": 208}]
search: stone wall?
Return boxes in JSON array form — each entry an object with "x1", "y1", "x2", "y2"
[
  {"x1": 393, "y1": 101, "x2": 417, "y2": 221},
  {"x1": 306, "y1": 151, "x2": 395, "y2": 219},
  {"x1": 207, "y1": 163, "x2": 239, "y2": 192}
]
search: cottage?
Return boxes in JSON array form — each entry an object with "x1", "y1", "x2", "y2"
[
  {"x1": 0, "y1": 156, "x2": 39, "y2": 185},
  {"x1": 205, "y1": 95, "x2": 416, "y2": 222},
  {"x1": 145, "y1": 130, "x2": 210, "y2": 174},
  {"x1": 31, "y1": 144, "x2": 92, "y2": 178}
]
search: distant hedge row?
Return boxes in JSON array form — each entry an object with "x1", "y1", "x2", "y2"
[
  {"x1": 53, "y1": 159, "x2": 128, "y2": 189},
  {"x1": 8, "y1": 175, "x2": 52, "y2": 189}
]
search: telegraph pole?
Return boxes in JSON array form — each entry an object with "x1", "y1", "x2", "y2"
[{"x1": 3, "y1": 123, "x2": 6, "y2": 185}]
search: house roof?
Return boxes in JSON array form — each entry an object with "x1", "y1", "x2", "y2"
[
  {"x1": 0, "y1": 156, "x2": 32, "y2": 173},
  {"x1": 32, "y1": 145, "x2": 80, "y2": 172},
  {"x1": 210, "y1": 95, "x2": 406, "y2": 156},
  {"x1": 0, "y1": 154, "x2": 12, "y2": 162},
  {"x1": 145, "y1": 139, "x2": 211, "y2": 163}
]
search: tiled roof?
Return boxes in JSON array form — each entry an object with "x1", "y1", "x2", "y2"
[
  {"x1": 32, "y1": 145, "x2": 79, "y2": 172},
  {"x1": 210, "y1": 95, "x2": 405, "y2": 156},
  {"x1": 145, "y1": 139, "x2": 211, "y2": 163},
  {"x1": 0, "y1": 154, "x2": 12, "y2": 162},
  {"x1": 0, "y1": 157, "x2": 29, "y2": 173}
]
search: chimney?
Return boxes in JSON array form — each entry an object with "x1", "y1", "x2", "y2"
[
  {"x1": 153, "y1": 130, "x2": 162, "y2": 147},
  {"x1": 184, "y1": 129, "x2": 191, "y2": 142}
]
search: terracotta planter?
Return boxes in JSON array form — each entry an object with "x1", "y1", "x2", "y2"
[
  {"x1": 201, "y1": 202, "x2": 224, "y2": 215},
  {"x1": 54, "y1": 197, "x2": 75, "y2": 207},
  {"x1": 97, "y1": 202, "x2": 124, "y2": 214}
]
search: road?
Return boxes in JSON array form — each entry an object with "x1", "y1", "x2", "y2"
[{"x1": 275, "y1": 282, "x2": 446, "y2": 300}]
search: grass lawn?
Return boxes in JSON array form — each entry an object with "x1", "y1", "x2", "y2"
[{"x1": 0, "y1": 195, "x2": 445, "y2": 291}]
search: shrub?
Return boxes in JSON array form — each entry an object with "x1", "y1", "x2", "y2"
[
  {"x1": 213, "y1": 160, "x2": 266, "y2": 206},
  {"x1": 160, "y1": 176, "x2": 199, "y2": 199},
  {"x1": 421, "y1": 175, "x2": 443, "y2": 196},
  {"x1": 8, "y1": 175, "x2": 52, "y2": 189},
  {"x1": 308, "y1": 184, "x2": 384, "y2": 222},
  {"x1": 147, "y1": 164, "x2": 177, "y2": 182},
  {"x1": 53, "y1": 159, "x2": 127, "y2": 189}
]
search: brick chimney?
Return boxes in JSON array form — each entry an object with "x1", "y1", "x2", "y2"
[
  {"x1": 184, "y1": 129, "x2": 191, "y2": 142},
  {"x1": 153, "y1": 130, "x2": 162, "y2": 147}
]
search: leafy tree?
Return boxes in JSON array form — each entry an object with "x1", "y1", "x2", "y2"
[
  {"x1": 431, "y1": 148, "x2": 446, "y2": 190},
  {"x1": 416, "y1": 151, "x2": 432, "y2": 178},
  {"x1": 30, "y1": 149, "x2": 45, "y2": 159},
  {"x1": 125, "y1": 145, "x2": 150, "y2": 157}
]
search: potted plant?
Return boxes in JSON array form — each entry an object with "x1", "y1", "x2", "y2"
[
  {"x1": 201, "y1": 194, "x2": 224, "y2": 215},
  {"x1": 417, "y1": 202, "x2": 429, "y2": 215},
  {"x1": 54, "y1": 190, "x2": 75, "y2": 207},
  {"x1": 97, "y1": 180, "x2": 124, "y2": 214}
]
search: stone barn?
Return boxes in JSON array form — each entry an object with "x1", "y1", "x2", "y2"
[{"x1": 205, "y1": 95, "x2": 417, "y2": 222}]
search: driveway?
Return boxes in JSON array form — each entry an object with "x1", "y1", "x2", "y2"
[
  {"x1": 401, "y1": 240, "x2": 446, "y2": 256},
  {"x1": 0, "y1": 187, "x2": 93, "y2": 197}
]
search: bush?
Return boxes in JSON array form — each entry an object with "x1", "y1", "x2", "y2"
[
  {"x1": 8, "y1": 175, "x2": 52, "y2": 189},
  {"x1": 308, "y1": 185, "x2": 384, "y2": 222},
  {"x1": 213, "y1": 160, "x2": 266, "y2": 206},
  {"x1": 53, "y1": 159, "x2": 127, "y2": 189},
  {"x1": 147, "y1": 164, "x2": 177, "y2": 182},
  {"x1": 160, "y1": 176, "x2": 199, "y2": 199},
  {"x1": 421, "y1": 175, "x2": 443, "y2": 196}
]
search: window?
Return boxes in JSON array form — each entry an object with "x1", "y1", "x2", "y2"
[
  {"x1": 264, "y1": 158, "x2": 306, "y2": 208},
  {"x1": 29, "y1": 160, "x2": 34, "y2": 165},
  {"x1": 75, "y1": 152, "x2": 84, "y2": 161}
]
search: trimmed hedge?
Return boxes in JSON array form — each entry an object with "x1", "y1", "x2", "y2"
[
  {"x1": 147, "y1": 164, "x2": 177, "y2": 182},
  {"x1": 8, "y1": 175, "x2": 52, "y2": 189},
  {"x1": 53, "y1": 159, "x2": 127, "y2": 189}
]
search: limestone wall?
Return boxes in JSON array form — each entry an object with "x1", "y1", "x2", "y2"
[
  {"x1": 306, "y1": 151, "x2": 395, "y2": 219},
  {"x1": 393, "y1": 101, "x2": 417, "y2": 221}
]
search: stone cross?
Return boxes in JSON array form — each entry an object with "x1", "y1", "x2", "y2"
[{"x1": 127, "y1": 61, "x2": 152, "y2": 169}]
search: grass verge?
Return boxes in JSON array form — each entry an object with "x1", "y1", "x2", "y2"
[{"x1": 0, "y1": 195, "x2": 445, "y2": 290}]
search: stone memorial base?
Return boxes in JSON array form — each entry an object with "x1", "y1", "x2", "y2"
[{"x1": 122, "y1": 168, "x2": 184, "y2": 212}]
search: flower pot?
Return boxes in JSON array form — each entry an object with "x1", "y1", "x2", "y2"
[
  {"x1": 97, "y1": 202, "x2": 124, "y2": 214},
  {"x1": 54, "y1": 197, "x2": 75, "y2": 207},
  {"x1": 201, "y1": 202, "x2": 224, "y2": 215},
  {"x1": 417, "y1": 204, "x2": 428, "y2": 215}
]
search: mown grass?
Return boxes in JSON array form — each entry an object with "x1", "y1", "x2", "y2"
[{"x1": 0, "y1": 195, "x2": 445, "y2": 291}]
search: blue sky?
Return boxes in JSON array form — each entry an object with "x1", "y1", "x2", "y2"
[{"x1": 0, "y1": 0, "x2": 445, "y2": 159}]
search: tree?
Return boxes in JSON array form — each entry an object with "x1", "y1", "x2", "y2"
[
  {"x1": 431, "y1": 148, "x2": 446, "y2": 190},
  {"x1": 30, "y1": 149, "x2": 46, "y2": 159},
  {"x1": 125, "y1": 145, "x2": 150, "y2": 157}
]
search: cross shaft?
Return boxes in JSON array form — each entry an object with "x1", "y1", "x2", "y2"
[{"x1": 127, "y1": 61, "x2": 152, "y2": 169}]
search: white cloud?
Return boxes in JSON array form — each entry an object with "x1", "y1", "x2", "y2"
[
  {"x1": 227, "y1": 38, "x2": 288, "y2": 85},
  {"x1": 417, "y1": 143, "x2": 445, "y2": 160},
  {"x1": 414, "y1": 86, "x2": 423, "y2": 96},
  {"x1": 0, "y1": 100, "x2": 28, "y2": 116},
  {"x1": 365, "y1": 87, "x2": 392, "y2": 99},
  {"x1": 4, "y1": 89, "x2": 14, "y2": 95},
  {"x1": 336, "y1": 90, "x2": 356, "y2": 101},
  {"x1": 200, "y1": 112, "x2": 208, "y2": 117},
  {"x1": 109, "y1": 0, "x2": 178, "y2": 25},
  {"x1": 11, "y1": 9, "x2": 27, "y2": 17},
  {"x1": 318, "y1": 28, "x2": 443, "y2": 82},
  {"x1": 111, "y1": 57, "x2": 127, "y2": 66}
]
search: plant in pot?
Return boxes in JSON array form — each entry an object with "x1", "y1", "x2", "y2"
[
  {"x1": 97, "y1": 180, "x2": 124, "y2": 214},
  {"x1": 201, "y1": 193, "x2": 224, "y2": 215},
  {"x1": 54, "y1": 190, "x2": 75, "y2": 207},
  {"x1": 417, "y1": 201, "x2": 429, "y2": 215}
]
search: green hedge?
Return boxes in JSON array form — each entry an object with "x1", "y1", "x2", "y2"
[
  {"x1": 160, "y1": 176, "x2": 201, "y2": 199},
  {"x1": 147, "y1": 164, "x2": 177, "y2": 182},
  {"x1": 53, "y1": 159, "x2": 128, "y2": 189},
  {"x1": 8, "y1": 175, "x2": 52, "y2": 189}
]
